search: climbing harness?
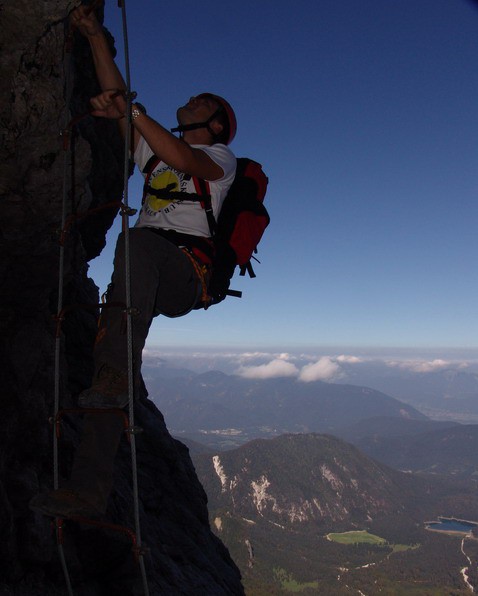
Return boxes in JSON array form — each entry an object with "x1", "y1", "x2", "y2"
[
  {"x1": 52, "y1": 3, "x2": 149, "y2": 595},
  {"x1": 181, "y1": 248, "x2": 211, "y2": 306}
]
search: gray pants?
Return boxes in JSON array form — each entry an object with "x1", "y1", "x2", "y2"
[
  {"x1": 95, "y1": 227, "x2": 201, "y2": 376},
  {"x1": 70, "y1": 227, "x2": 201, "y2": 512}
]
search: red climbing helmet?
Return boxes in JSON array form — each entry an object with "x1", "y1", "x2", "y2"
[
  {"x1": 195, "y1": 93, "x2": 237, "y2": 145},
  {"x1": 172, "y1": 93, "x2": 237, "y2": 145}
]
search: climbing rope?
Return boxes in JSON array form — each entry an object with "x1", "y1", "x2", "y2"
[
  {"x1": 53, "y1": 14, "x2": 75, "y2": 596},
  {"x1": 52, "y1": 2, "x2": 149, "y2": 594},
  {"x1": 117, "y1": 0, "x2": 150, "y2": 591}
]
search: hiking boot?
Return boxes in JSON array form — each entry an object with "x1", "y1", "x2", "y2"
[
  {"x1": 78, "y1": 364, "x2": 129, "y2": 409},
  {"x1": 29, "y1": 489, "x2": 102, "y2": 519}
]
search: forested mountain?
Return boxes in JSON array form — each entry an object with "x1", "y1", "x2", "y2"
[{"x1": 191, "y1": 433, "x2": 478, "y2": 594}]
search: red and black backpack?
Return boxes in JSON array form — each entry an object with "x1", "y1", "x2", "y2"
[{"x1": 142, "y1": 157, "x2": 270, "y2": 307}]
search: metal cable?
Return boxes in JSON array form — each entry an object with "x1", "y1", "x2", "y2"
[
  {"x1": 54, "y1": 16, "x2": 75, "y2": 596},
  {"x1": 54, "y1": 4, "x2": 149, "y2": 593},
  {"x1": 118, "y1": 1, "x2": 150, "y2": 594}
]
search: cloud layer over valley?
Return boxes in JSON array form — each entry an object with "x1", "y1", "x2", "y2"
[{"x1": 143, "y1": 346, "x2": 478, "y2": 383}]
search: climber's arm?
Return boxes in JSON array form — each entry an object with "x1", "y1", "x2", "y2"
[
  {"x1": 70, "y1": 6, "x2": 140, "y2": 146},
  {"x1": 88, "y1": 92, "x2": 223, "y2": 180}
]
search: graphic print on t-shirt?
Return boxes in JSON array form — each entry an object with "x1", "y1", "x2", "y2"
[{"x1": 144, "y1": 168, "x2": 190, "y2": 217}]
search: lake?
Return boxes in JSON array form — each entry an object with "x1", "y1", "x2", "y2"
[{"x1": 426, "y1": 517, "x2": 478, "y2": 534}]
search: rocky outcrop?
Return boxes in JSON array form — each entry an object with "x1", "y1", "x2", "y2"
[{"x1": 0, "y1": 1, "x2": 243, "y2": 594}]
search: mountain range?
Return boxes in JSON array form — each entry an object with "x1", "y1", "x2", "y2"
[
  {"x1": 149, "y1": 370, "x2": 425, "y2": 449},
  {"x1": 338, "y1": 367, "x2": 478, "y2": 421},
  {"x1": 335, "y1": 417, "x2": 478, "y2": 478},
  {"x1": 148, "y1": 369, "x2": 478, "y2": 480},
  {"x1": 143, "y1": 356, "x2": 478, "y2": 416}
]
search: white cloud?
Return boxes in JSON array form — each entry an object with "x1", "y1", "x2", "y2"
[
  {"x1": 336, "y1": 354, "x2": 362, "y2": 364},
  {"x1": 238, "y1": 351, "x2": 274, "y2": 360},
  {"x1": 386, "y1": 359, "x2": 450, "y2": 373},
  {"x1": 298, "y1": 357, "x2": 341, "y2": 382},
  {"x1": 236, "y1": 351, "x2": 294, "y2": 362},
  {"x1": 236, "y1": 359, "x2": 299, "y2": 379}
]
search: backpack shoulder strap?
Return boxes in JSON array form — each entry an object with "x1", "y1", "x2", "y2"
[
  {"x1": 193, "y1": 177, "x2": 217, "y2": 236},
  {"x1": 142, "y1": 154, "x2": 161, "y2": 176}
]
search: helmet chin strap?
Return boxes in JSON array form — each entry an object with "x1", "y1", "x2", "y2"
[
  {"x1": 170, "y1": 121, "x2": 209, "y2": 134},
  {"x1": 171, "y1": 107, "x2": 222, "y2": 139}
]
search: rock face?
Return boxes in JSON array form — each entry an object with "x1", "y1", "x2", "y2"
[{"x1": 0, "y1": 2, "x2": 243, "y2": 594}]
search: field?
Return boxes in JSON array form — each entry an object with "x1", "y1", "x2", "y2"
[{"x1": 326, "y1": 530, "x2": 386, "y2": 545}]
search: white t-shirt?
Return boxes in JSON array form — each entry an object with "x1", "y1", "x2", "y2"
[{"x1": 134, "y1": 137, "x2": 236, "y2": 237}]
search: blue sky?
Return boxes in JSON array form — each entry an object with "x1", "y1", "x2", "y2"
[{"x1": 89, "y1": 0, "x2": 478, "y2": 352}]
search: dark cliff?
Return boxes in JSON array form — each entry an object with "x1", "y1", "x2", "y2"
[{"x1": 0, "y1": 1, "x2": 243, "y2": 594}]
